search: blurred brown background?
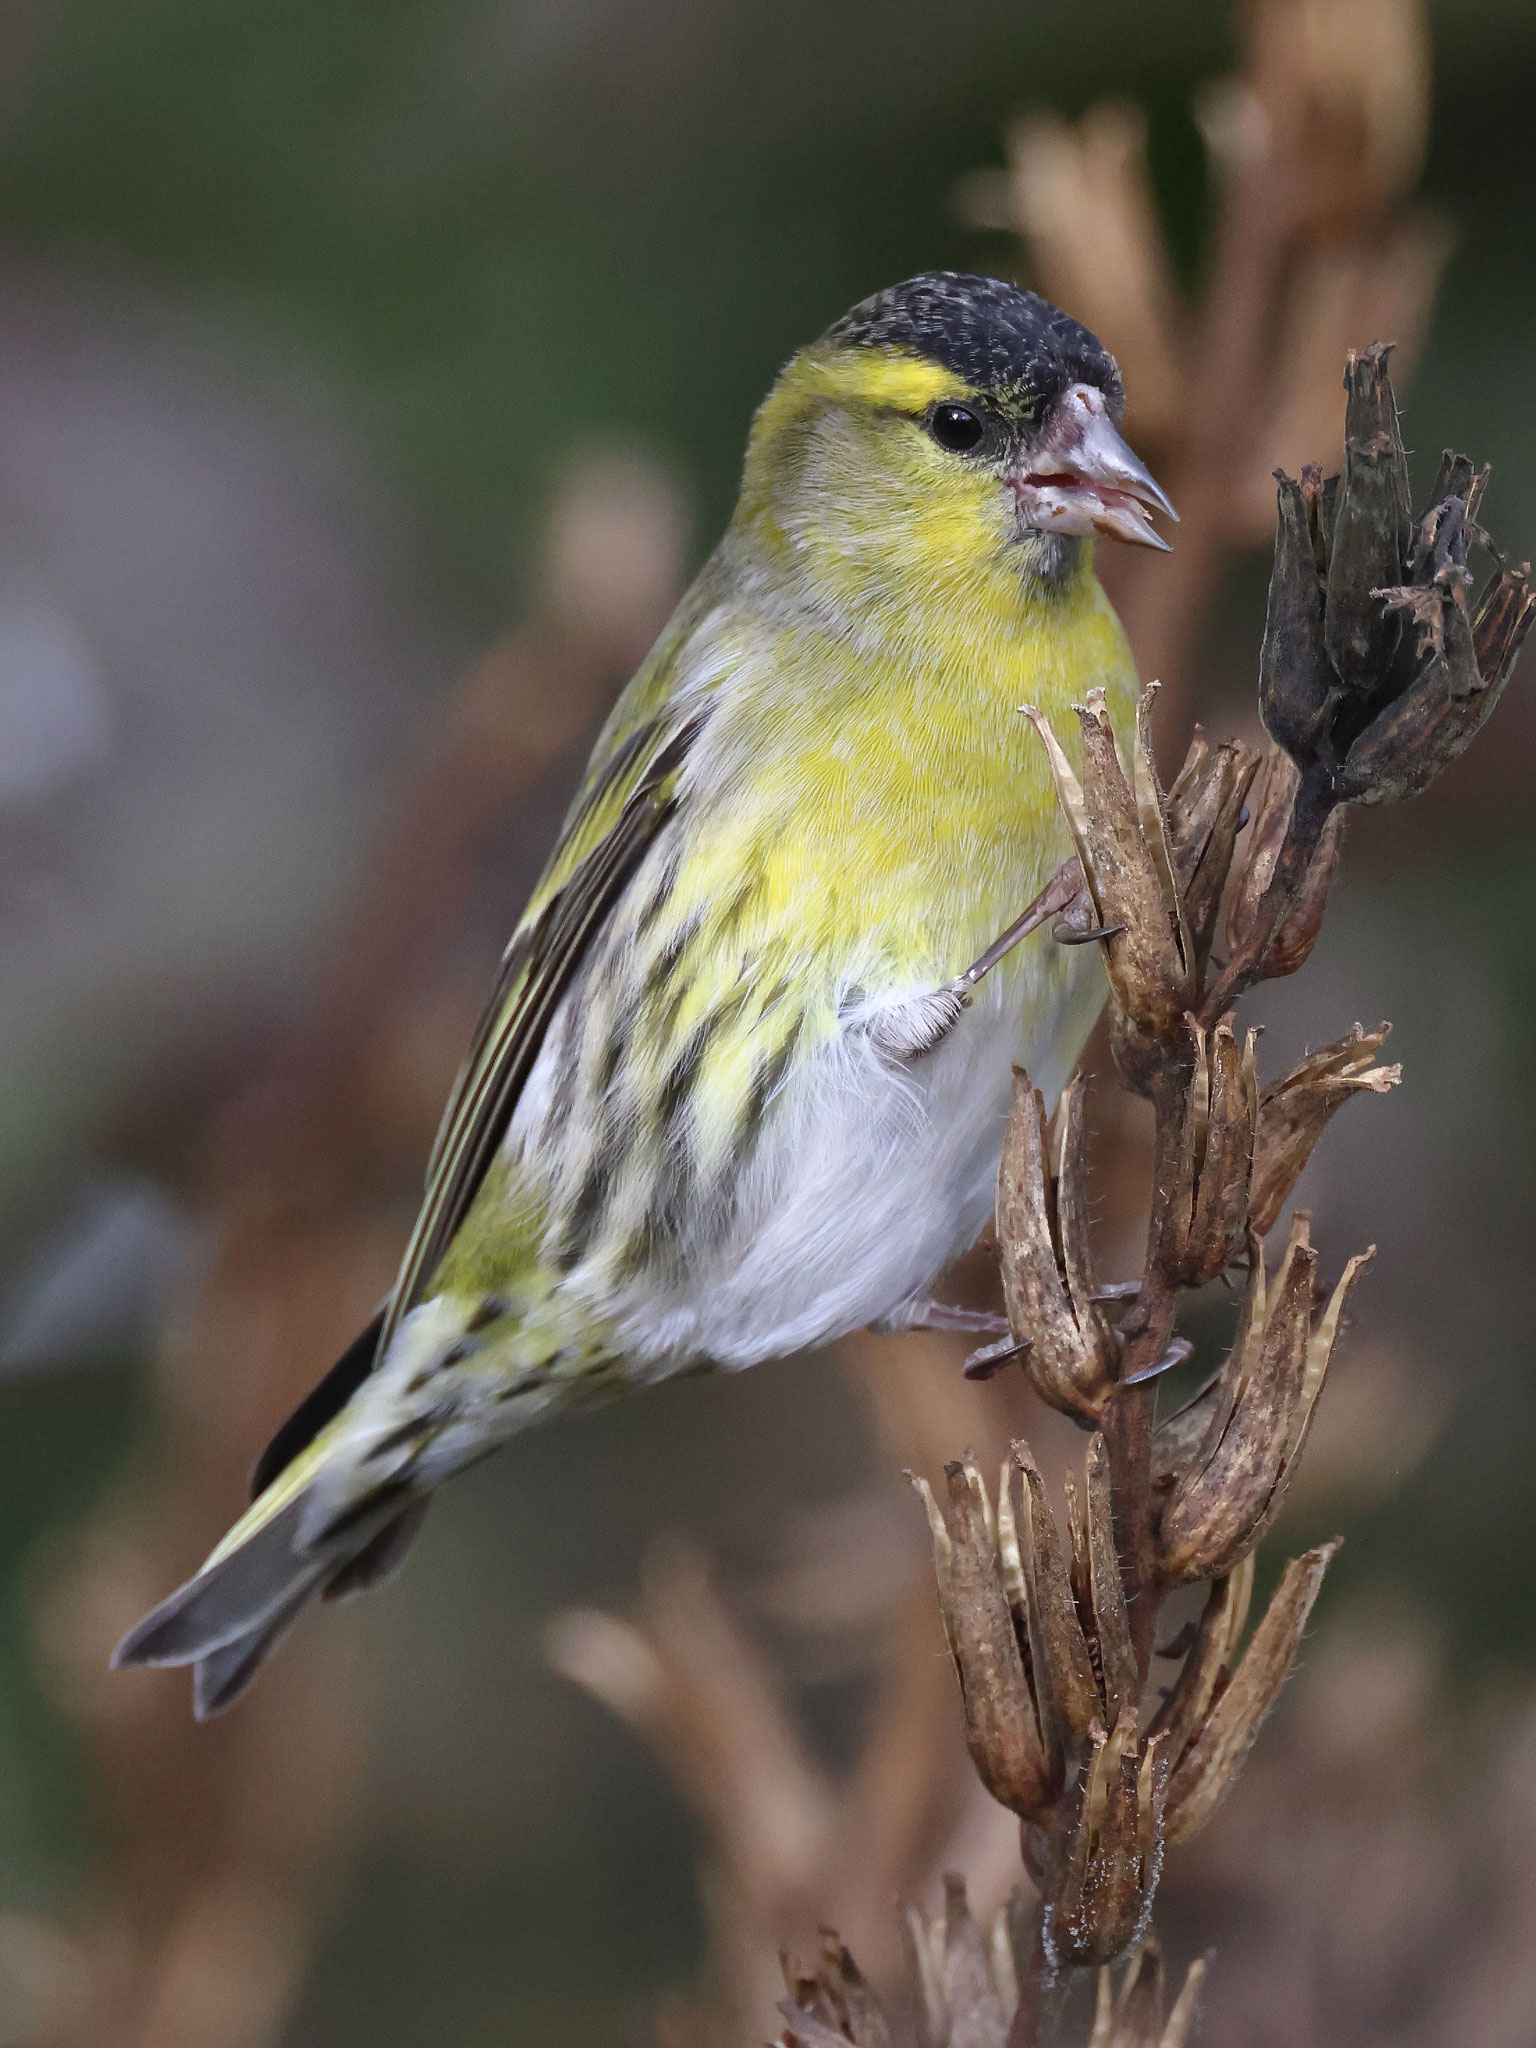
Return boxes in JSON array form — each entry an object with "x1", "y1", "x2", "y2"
[{"x1": 0, "y1": 0, "x2": 1534, "y2": 2042}]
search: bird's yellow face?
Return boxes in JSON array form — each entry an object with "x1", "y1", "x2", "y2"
[{"x1": 734, "y1": 275, "x2": 1173, "y2": 628}]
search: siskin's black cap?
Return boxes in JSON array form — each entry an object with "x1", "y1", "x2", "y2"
[{"x1": 822, "y1": 272, "x2": 1123, "y2": 417}]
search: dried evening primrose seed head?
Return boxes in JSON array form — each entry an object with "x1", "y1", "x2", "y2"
[
  {"x1": 1163, "y1": 1541, "x2": 1340, "y2": 1845},
  {"x1": 777, "y1": 1927, "x2": 897, "y2": 2048},
  {"x1": 1155, "y1": 1017, "x2": 1259, "y2": 1288},
  {"x1": 1324, "y1": 344, "x2": 1412, "y2": 695},
  {"x1": 1037, "y1": 1712, "x2": 1168, "y2": 1969},
  {"x1": 1155, "y1": 1224, "x2": 1373, "y2": 1585},
  {"x1": 1088, "y1": 1934, "x2": 1209, "y2": 2048},
  {"x1": 997, "y1": 1068, "x2": 1118, "y2": 1423},
  {"x1": 911, "y1": 1461, "x2": 1055, "y2": 1819},
  {"x1": 1258, "y1": 347, "x2": 1530, "y2": 814},
  {"x1": 1164, "y1": 732, "x2": 1261, "y2": 973},
  {"x1": 1024, "y1": 689, "x2": 1193, "y2": 1045},
  {"x1": 1249, "y1": 1022, "x2": 1401, "y2": 1236}
]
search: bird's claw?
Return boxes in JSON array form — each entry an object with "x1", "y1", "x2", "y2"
[
  {"x1": 962, "y1": 1335, "x2": 1031, "y2": 1381},
  {"x1": 1122, "y1": 1336, "x2": 1196, "y2": 1386},
  {"x1": 1053, "y1": 911, "x2": 1127, "y2": 946}
]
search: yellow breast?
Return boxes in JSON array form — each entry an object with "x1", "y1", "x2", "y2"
[{"x1": 678, "y1": 547, "x2": 1137, "y2": 993}]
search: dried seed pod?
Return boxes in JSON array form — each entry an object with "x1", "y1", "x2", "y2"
[
  {"x1": 1024, "y1": 687, "x2": 1194, "y2": 1046},
  {"x1": 1250, "y1": 1022, "x2": 1401, "y2": 1235},
  {"x1": 1148, "y1": 1371, "x2": 1225, "y2": 1497},
  {"x1": 1155, "y1": 1017, "x2": 1259, "y2": 1287},
  {"x1": 1155, "y1": 1223, "x2": 1373, "y2": 1584},
  {"x1": 1038, "y1": 1713, "x2": 1168, "y2": 1969},
  {"x1": 1334, "y1": 490, "x2": 1516, "y2": 805},
  {"x1": 774, "y1": 1925, "x2": 897, "y2": 2048},
  {"x1": 997, "y1": 1069, "x2": 1118, "y2": 1424},
  {"x1": 1259, "y1": 471, "x2": 1333, "y2": 762},
  {"x1": 1164, "y1": 1541, "x2": 1341, "y2": 1843},
  {"x1": 1426, "y1": 449, "x2": 1490, "y2": 524},
  {"x1": 1084, "y1": 1435, "x2": 1139, "y2": 1728},
  {"x1": 901, "y1": 1874, "x2": 1017, "y2": 2048},
  {"x1": 1015, "y1": 1442, "x2": 1102, "y2": 1764},
  {"x1": 778, "y1": 1930, "x2": 896, "y2": 2048},
  {"x1": 1324, "y1": 344, "x2": 1412, "y2": 694},
  {"x1": 1338, "y1": 647, "x2": 1527, "y2": 807},
  {"x1": 912, "y1": 1460, "x2": 1055, "y2": 1819},
  {"x1": 1251, "y1": 806, "x2": 1344, "y2": 981},
  {"x1": 1474, "y1": 561, "x2": 1536, "y2": 689},
  {"x1": 1164, "y1": 732, "x2": 1260, "y2": 972},
  {"x1": 1147, "y1": 1555, "x2": 1255, "y2": 1761},
  {"x1": 777, "y1": 2004, "x2": 860, "y2": 2048},
  {"x1": 1225, "y1": 743, "x2": 1299, "y2": 957},
  {"x1": 819, "y1": 1935, "x2": 891, "y2": 2048},
  {"x1": 1225, "y1": 740, "x2": 1346, "y2": 986},
  {"x1": 1087, "y1": 1933, "x2": 1208, "y2": 2048},
  {"x1": 1251, "y1": 348, "x2": 1529, "y2": 823},
  {"x1": 1097, "y1": 1937, "x2": 1164, "y2": 2048}
]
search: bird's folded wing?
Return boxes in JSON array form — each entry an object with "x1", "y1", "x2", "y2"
[{"x1": 382, "y1": 709, "x2": 704, "y2": 1352}]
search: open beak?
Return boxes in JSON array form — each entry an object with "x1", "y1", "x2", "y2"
[{"x1": 1010, "y1": 382, "x2": 1177, "y2": 552}]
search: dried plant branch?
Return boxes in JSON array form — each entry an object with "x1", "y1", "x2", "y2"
[
  {"x1": 904, "y1": 347, "x2": 1524, "y2": 2040},
  {"x1": 543, "y1": 17, "x2": 1515, "y2": 2048},
  {"x1": 583, "y1": 349, "x2": 1526, "y2": 2048}
]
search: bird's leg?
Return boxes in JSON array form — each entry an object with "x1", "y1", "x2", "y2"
[
  {"x1": 869, "y1": 1297, "x2": 1011, "y2": 1337},
  {"x1": 860, "y1": 860, "x2": 1087, "y2": 1063}
]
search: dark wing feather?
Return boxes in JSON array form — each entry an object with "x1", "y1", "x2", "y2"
[{"x1": 248, "y1": 1308, "x2": 386, "y2": 1500}]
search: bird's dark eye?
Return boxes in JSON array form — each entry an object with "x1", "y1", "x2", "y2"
[{"x1": 928, "y1": 402, "x2": 985, "y2": 453}]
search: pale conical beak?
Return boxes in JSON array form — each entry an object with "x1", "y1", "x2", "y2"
[{"x1": 1010, "y1": 382, "x2": 1177, "y2": 552}]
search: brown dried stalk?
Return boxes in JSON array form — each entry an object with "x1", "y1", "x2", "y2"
[
  {"x1": 756, "y1": 347, "x2": 1530, "y2": 2048},
  {"x1": 547, "y1": 250, "x2": 1516, "y2": 2048},
  {"x1": 909, "y1": 348, "x2": 1526, "y2": 2042},
  {"x1": 775, "y1": 1877, "x2": 1206, "y2": 2048},
  {"x1": 553, "y1": 344, "x2": 1523, "y2": 2048}
]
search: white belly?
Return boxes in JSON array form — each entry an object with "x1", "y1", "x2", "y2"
[{"x1": 606, "y1": 949, "x2": 1100, "y2": 1373}]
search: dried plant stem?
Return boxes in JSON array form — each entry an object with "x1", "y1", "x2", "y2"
[
  {"x1": 1103, "y1": 1279, "x2": 1177, "y2": 1678},
  {"x1": 879, "y1": 348, "x2": 1529, "y2": 2048},
  {"x1": 1007, "y1": 1924, "x2": 1070, "y2": 2048}
]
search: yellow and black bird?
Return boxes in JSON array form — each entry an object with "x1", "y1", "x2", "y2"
[{"x1": 115, "y1": 271, "x2": 1174, "y2": 1716}]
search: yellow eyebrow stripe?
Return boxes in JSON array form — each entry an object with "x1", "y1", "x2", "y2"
[{"x1": 801, "y1": 347, "x2": 974, "y2": 413}]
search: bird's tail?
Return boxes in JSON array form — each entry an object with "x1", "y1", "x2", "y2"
[{"x1": 112, "y1": 1294, "x2": 533, "y2": 1716}]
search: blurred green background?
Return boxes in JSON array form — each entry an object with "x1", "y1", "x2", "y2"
[{"x1": 0, "y1": 1, "x2": 1535, "y2": 2042}]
